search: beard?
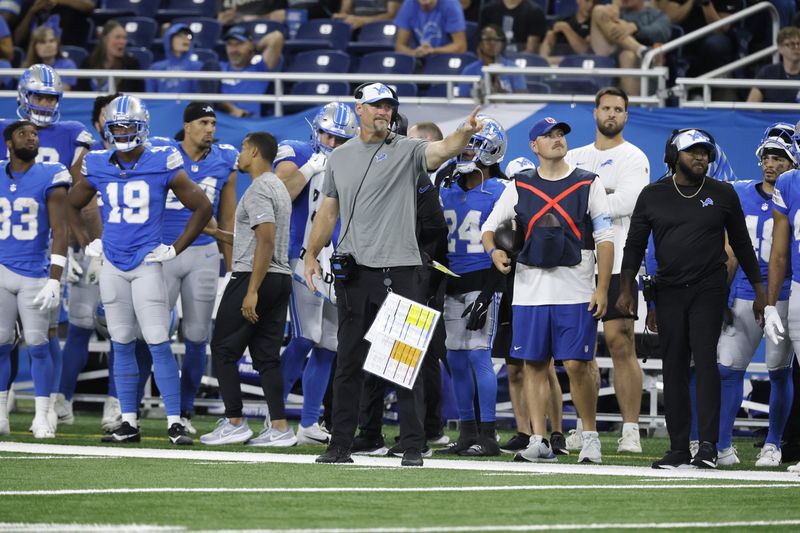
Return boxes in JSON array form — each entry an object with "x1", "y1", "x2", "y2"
[
  {"x1": 676, "y1": 159, "x2": 707, "y2": 183},
  {"x1": 597, "y1": 119, "x2": 624, "y2": 138},
  {"x1": 14, "y1": 146, "x2": 38, "y2": 161}
]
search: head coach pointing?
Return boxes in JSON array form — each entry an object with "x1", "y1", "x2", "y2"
[{"x1": 304, "y1": 82, "x2": 484, "y2": 466}]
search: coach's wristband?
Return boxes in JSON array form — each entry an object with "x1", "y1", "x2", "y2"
[{"x1": 50, "y1": 254, "x2": 67, "y2": 268}]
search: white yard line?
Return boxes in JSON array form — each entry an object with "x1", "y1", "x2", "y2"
[
  {"x1": 1, "y1": 442, "x2": 798, "y2": 483},
  {"x1": 0, "y1": 524, "x2": 182, "y2": 532}
]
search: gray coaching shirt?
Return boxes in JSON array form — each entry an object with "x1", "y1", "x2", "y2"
[
  {"x1": 322, "y1": 135, "x2": 429, "y2": 268},
  {"x1": 233, "y1": 171, "x2": 292, "y2": 275}
]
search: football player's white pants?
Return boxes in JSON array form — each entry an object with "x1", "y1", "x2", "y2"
[
  {"x1": 718, "y1": 298, "x2": 792, "y2": 371},
  {"x1": 0, "y1": 264, "x2": 49, "y2": 346},
  {"x1": 163, "y1": 242, "x2": 219, "y2": 344}
]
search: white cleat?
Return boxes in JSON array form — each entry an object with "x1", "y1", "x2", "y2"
[
  {"x1": 0, "y1": 417, "x2": 9, "y2": 436},
  {"x1": 31, "y1": 415, "x2": 54, "y2": 439},
  {"x1": 101, "y1": 396, "x2": 122, "y2": 432},
  {"x1": 181, "y1": 417, "x2": 198, "y2": 435},
  {"x1": 47, "y1": 405, "x2": 58, "y2": 432},
  {"x1": 296, "y1": 422, "x2": 331, "y2": 445},
  {"x1": 565, "y1": 428, "x2": 583, "y2": 451},
  {"x1": 690, "y1": 440, "x2": 700, "y2": 458},
  {"x1": 578, "y1": 431, "x2": 602, "y2": 464},
  {"x1": 717, "y1": 446, "x2": 740, "y2": 466},
  {"x1": 755, "y1": 443, "x2": 782, "y2": 468},
  {"x1": 54, "y1": 393, "x2": 74, "y2": 425},
  {"x1": 617, "y1": 427, "x2": 642, "y2": 453}
]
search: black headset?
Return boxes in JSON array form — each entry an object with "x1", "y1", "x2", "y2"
[
  {"x1": 353, "y1": 82, "x2": 399, "y2": 127},
  {"x1": 663, "y1": 128, "x2": 717, "y2": 170}
]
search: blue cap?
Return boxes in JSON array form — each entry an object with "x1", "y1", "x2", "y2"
[
  {"x1": 529, "y1": 117, "x2": 571, "y2": 141},
  {"x1": 224, "y1": 26, "x2": 251, "y2": 42}
]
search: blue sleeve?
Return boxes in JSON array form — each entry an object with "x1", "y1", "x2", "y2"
[
  {"x1": 774, "y1": 172, "x2": 792, "y2": 216},
  {"x1": 443, "y1": 0, "x2": 466, "y2": 34},
  {"x1": 394, "y1": 0, "x2": 415, "y2": 31},
  {"x1": 274, "y1": 140, "x2": 312, "y2": 168},
  {"x1": 0, "y1": 17, "x2": 9, "y2": 39},
  {"x1": 218, "y1": 144, "x2": 239, "y2": 172},
  {"x1": 44, "y1": 163, "x2": 71, "y2": 198}
]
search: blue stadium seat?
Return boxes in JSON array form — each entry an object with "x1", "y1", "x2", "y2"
[
  {"x1": 93, "y1": 0, "x2": 160, "y2": 24},
  {"x1": 347, "y1": 21, "x2": 397, "y2": 55},
  {"x1": 242, "y1": 20, "x2": 289, "y2": 41},
  {"x1": 285, "y1": 19, "x2": 352, "y2": 53},
  {"x1": 126, "y1": 46, "x2": 154, "y2": 69},
  {"x1": 547, "y1": 54, "x2": 616, "y2": 94},
  {"x1": 505, "y1": 52, "x2": 550, "y2": 85},
  {"x1": 423, "y1": 53, "x2": 478, "y2": 97},
  {"x1": 156, "y1": 0, "x2": 216, "y2": 22},
  {"x1": 356, "y1": 52, "x2": 414, "y2": 74},
  {"x1": 465, "y1": 21, "x2": 479, "y2": 53},
  {"x1": 286, "y1": 81, "x2": 350, "y2": 112},
  {"x1": 173, "y1": 17, "x2": 222, "y2": 50},
  {"x1": 189, "y1": 47, "x2": 218, "y2": 65},
  {"x1": 287, "y1": 50, "x2": 350, "y2": 73},
  {"x1": 118, "y1": 17, "x2": 158, "y2": 48},
  {"x1": 551, "y1": 0, "x2": 577, "y2": 19},
  {"x1": 387, "y1": 82, "x2": 418, "y2": 97},
  {"x1": 61, "y1": 45, "x2": 88, "y2": 66}
]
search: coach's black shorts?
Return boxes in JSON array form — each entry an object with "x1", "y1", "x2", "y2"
[{"x1": 600, "y1": 273, "x2": 639, "y2": 322}]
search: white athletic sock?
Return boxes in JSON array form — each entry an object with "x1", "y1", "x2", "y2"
[
  {"x1": 122, "y1": 413, "x2": 138, "y2": 428},
  {"x1": 575, "y1": 419, "x2": 583, "y2": 432},
  {"x1": 623, "y1": 422, "x2": 640, "y2": 434},
  {"x1": 167, "y1": 415, "x2": 181, "y2": 428},
  {"x1": 34, "y1": 396, "x2": 49, "y2": 417},
  {"x1": 0, "y1": 391, "x2": 7, "y2": 418}
]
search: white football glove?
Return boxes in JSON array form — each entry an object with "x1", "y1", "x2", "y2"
[
  {"x1": 299, "y1": 152, "x2": 327, "y2": 181},
  {"x1": 33, "y1": 279, "x2": 61, "y2": 311},
  {"x1": 87, "y1": 255, "x2": 103, "y2": 285},
  {"x1": 66, "y1": 248, "x2": 84, "y2": 284},
  {"x1": 85, "y1": 238, "x2": 103, "y2": 258},
  {"x1": 144, "y1": 244, "x2": 177, "y2": 264},
  {"x1": 763, "y1": 305, "x2": 785, "y2": 345}
]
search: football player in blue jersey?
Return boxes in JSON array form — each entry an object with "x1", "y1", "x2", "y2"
[
  {"x1": 436, "y1": 115, "x2": 508, "y2": 457},
  {"x1": 717, "y1": 123, "x2": 796, "y2": 467},
  {"x1": 0, "y1": 120, "x2": 71, "y2": 438},
  {"x1": 160, "y1": 102, "x2": 238, "y2": 433},
  {"x1": 67, "y1": 96, "x2": 213, "y2": 444},
  {"x1": 764, "y1": 123, "x2": 800, "y2": 472},
  {"x1": 274, "y1": 102, "x2": 358, "y2": 445},
  {"x1": 3, "y1": 65, "x2": 96, "y2": 430}
]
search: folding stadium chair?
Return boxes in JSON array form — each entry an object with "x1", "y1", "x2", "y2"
[
  {"x1": 356, "y1": 52, "x2": 415, "y2": 74},
  {"x1": 465, "y1": 21, "x2": 479, "y2": 53},
  {"x1": 189, "y1": 48, "x2": 218, "y2": 65},
  {"x1": 505, "y1": 52, "x2": 551, "y2": 91},
  {"x1": 286, "y1": 81, "x2": 350, "y2": 113},
  {"x1": 61, "y1": 45, "x2": 89, "y2": 66},
  {"x1": 118, "y1": 17, "x2": 158, "y2": 48},
  {"x1": 347, "y1": 21, "x2": 397, "y2": 55},
  {"x1": 156, "y1": 0, "x2": 217, "y2": 22},
  {"x1": 422, "y1": 53, "x2": 478, "y2": 96},
  {"x1": 242, "y1": 20, "x2": 289, "y2": 41},
  {"x1": 550, "y1": 0, "x2": 577, "y2": 20},
  {"x1": 285, "y1": 19, "x2": 352, "y2": 53},
  {"x1": 547, "y1": 54, "x2": 616, "y2": 94},
  {"x1": 286, "y1": 50, "x2": 351, "y2": 73},
  {"x1": 173, "y1": 17, "x2": 222, "y2": 50},
  {"x1": 387, "y1": 82, "x2": 418, "y2": 97},
  {"x1": 93, "y1": 0, "x2": 160, "y2": 24},
  {"x1": 126, "y1": 46, "x2": 154, "y2": 69}
]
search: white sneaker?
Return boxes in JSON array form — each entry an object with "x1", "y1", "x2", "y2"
[
  {"x1": 0, "y1": 417, "x2": 9, "y2": 436},
  {"x1": 54, "y1": 393, "x2": 74, "y2": 425},
  {"x1": 690, "y1": 440, "x2": 699, "y2": 458},
  {"x1": 755, "y1": 443, "x2": 781, "y2": 467},
  {"x1": 101, "y1": 396, "x2": 122, "y2": 432},
  {"x1": 788, "y1": 462, "x2": 800, "y2": 473},
  {"x1": 296, "y1": 422, "x2": 331, "y2": 445},
  {"x1": 717, "y1": 446, "x2": 740, "y2": 466},
  {"x1": 31, "y1": 415, "x2": 54, "y2": 439},
  {"x1": 579, "y1": 431, "x2": 602, "y2": 464},
  {"x1": 247, "y1": 425, "x2": 298, "y2": 447},
  {"x1": 617, "y1": 427, "x2": 642, "y2": 453},
  {"x1": 513, "y1": 435, "x2": 557, "y2": 463},
  {"x1": 181, "y1": 417, "x2": 197, "y2": 435},
  {"x1": 565, "y1": 428, "x2": 583, "y2": 451},
  {"x1": 200, "y1": 418, "x2": 253, "y2": 445},
  {"x1": 429, "y1": 433, "x2": 450, "y2": 446}
]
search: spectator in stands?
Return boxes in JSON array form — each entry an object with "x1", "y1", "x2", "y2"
[
  {"x1": 590, "y1": 0, "x2": 671, "y2": 96},
  {"x1": 655, "y1": 0, "x2": 741, "y2": 76},
  {"x1": 479, "y1": 0, "x2": 547, "y2": 54},
  {"x1": 540, "y1": 0, "x2": 595, "y2": 64},
  {"x1": 14, "y1": 0, "x2": 95, "y2": 49},
  {"x1": 146, "y1": 23, "x2": 202, "y2": 94},
  {"x1": 394, "y1": 0, "x2": 467, "y2": 58},
  {"x1": 334, "y1": 0, "x2": 401, "y2": 30},
  {"x1": 0, "y1": 13, "x2": 11, "y2": 62},
  {"x1": 77, "y1": 20, "x2": 143, "y2": 93},
  {"x1": 747, "y1": 26, "x2": 800, "y2": 104},
  {"x1": 24, "y1": 26, "x2": 76, "y2": 89},
  {"x1": 217, "y1": 25, "x2": 284, "y2": 118},
  {"x1": 459, "y1": 24, "x2": 525, "y2": 97},
  {"x1": 218, "y1": 0, "x2": 288, "y2": 25}
]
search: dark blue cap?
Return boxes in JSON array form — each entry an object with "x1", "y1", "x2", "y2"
[{"x1": 529, "y1": 117, "x2": 571, "y2": 141}]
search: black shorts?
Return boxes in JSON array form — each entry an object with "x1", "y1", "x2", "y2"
[{"x1": 601, "y1": 273, "x2": 639, "y2": 322}]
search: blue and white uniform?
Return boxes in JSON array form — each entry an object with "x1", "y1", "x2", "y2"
[
  {"x1": 0, "y1": 119, "x2": 94, "y2": 168},
  {"x1": 772, "y1": 169, "x2": 800, "y2": 346}
]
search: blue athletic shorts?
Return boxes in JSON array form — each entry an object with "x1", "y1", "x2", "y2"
[{"x1": 510, "y1": 303, "x2": 597, "y2": 361}]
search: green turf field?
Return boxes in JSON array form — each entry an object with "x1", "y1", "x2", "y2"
[{"x1": 1, "y1": 410, "x2": 799, "y2": 532}]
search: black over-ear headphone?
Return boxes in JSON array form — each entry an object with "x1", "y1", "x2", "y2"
[
  {"x1": 664, "y1": 128, "x2": 717, "y2": 169},
  {"x1": 353, "y1": 82, "x2": 399, "y2": 127}
]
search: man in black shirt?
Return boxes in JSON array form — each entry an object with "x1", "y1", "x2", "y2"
[
  {"x1": 617, "y1": 129, "x2": 766, "y2": 470},
  {"x1": 479, "y1": 0, "x2": 547, "y2": 53}
]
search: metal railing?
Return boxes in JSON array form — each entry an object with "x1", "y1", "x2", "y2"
[
  {"x1": 675, "y1": 77, "x2": 800, "y2": 109},
  {"x1": 640, "y1": 1, "x2": 780, "y2": 97}
]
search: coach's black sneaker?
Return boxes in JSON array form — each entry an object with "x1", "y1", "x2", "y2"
[
  {"x1": 499, "y1": 432, "x2": 530, "y2": 454},
  {"x1": 460, "y1": 422, "x2": 500, "y2": 457},
  {"x1": 351, "y1": 432, "x2": 387, "y2": 456},
  {"x1": 101, "y1": 421, "x2": 141, "y2": 443},
  {"x1": 690, "y1": 441, "x2": 718, "y2": 469},
  {"x1": 168, "y1": 423, "x2": 193, "y2": 445},
  {"x1": 652, "y1": 449, "x2": 694, "y2": 469},
  {"x1": 436, "y1": 420, "x2": 478, "y2": 455},
  {"x1": 315, "y1": 444, "x2": 354, "y2": 464},
  {"x1": 401, "y1": 448, "x2": 424, "y2": 467},
  {"x1": 388, "y1": 444, "x2": 431, "y2": 457},
  {"x1": 550, "y1": 431, "x2": 569, "y2": 455}
]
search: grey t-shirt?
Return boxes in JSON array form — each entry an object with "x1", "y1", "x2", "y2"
[
  {"x1": 233, "y1": 171, "x2": 292, "y2": 275},
  {"x1": 322, "y1": 135, "x2": 428, "y2": 268}
]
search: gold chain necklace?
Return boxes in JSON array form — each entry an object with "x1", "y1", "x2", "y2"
[{"x1": 672, "y1": 176, "x2": 706, "y2": 199}]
